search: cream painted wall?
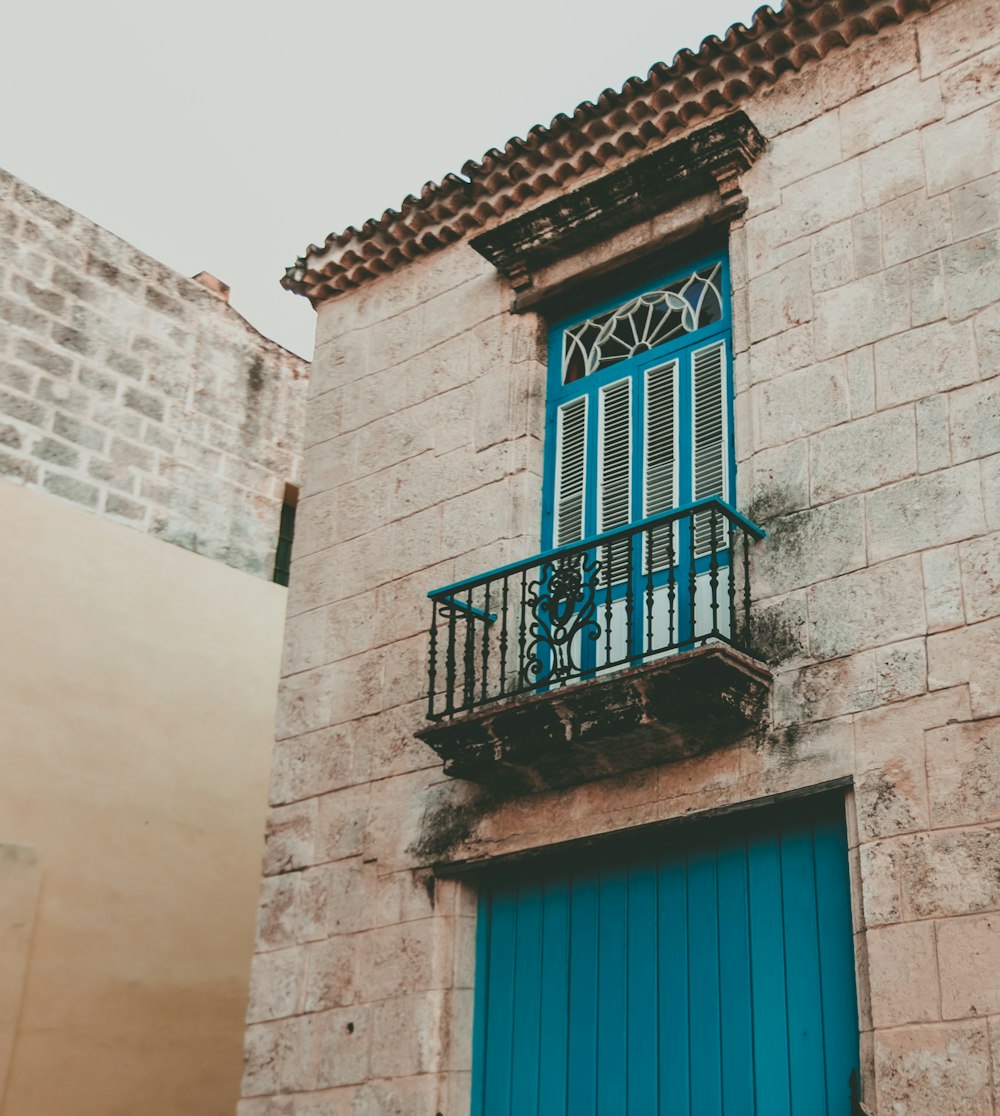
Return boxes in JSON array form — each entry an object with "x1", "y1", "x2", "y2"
[{"x1": 0, "y1": 478, "x2": 286, "y2": 1116}]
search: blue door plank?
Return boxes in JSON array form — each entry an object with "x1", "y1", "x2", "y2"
[
  {"x1": 598, "y1": 866, "x2": 629, "y2": 1116},
  {"x1": 781, "y1": 826, "x2": 828, "y2": 1115},
  {"x1": 510, "y1": 882, "x2": 543, "y2": 1116},
  {"x1": 471, "y1": 890, "x2": 492, "y2": 1116},
  {"x1": 687, "y1": 848, "x2": 723, "y2": 1116},
  {"x1": 813, "y1": 818, "x2": 860, "y2": 1116},
  {"x1": 567, "y1": 872, "x2": 600, "y2": 1116},
  {"x1": 747, "y1": 832, "x2": 792, "y2": 1115},
  {"x1": 627, "y1": 861, "x2": 658, "y2": 1114},
  {"x1": 482, "y1": 887, "x2": 518, "y2": 1116},
  {"x1": 538, "y1": 878, "x2": 571, "y2": 1116},
  {"x1": 717, "y1": 839, "x2": 754, "y2": 1116},
  {"x1": 658, "y1": 855, "x2": 691, "y2": 1114}
]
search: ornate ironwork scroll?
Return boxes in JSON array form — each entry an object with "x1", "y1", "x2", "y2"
[
  {"x1": 523, "y1": 551, "x2": 601, "y2": 687},
  {"x1": 562, "y1": 263, "x2": 723, "y2": 383}
]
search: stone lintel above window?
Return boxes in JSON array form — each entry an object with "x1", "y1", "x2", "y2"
[{"x1": 470, "y1": 111, "x2": 765, "y2": 295}]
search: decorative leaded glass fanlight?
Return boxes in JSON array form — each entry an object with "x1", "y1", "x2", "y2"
[{"x1": 562, "y1": 262, "x2": 723, "y2": 383}]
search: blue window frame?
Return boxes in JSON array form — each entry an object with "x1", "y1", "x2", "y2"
[{"x1": 541, "y1": 252, "x2": 735, "y2": 655}]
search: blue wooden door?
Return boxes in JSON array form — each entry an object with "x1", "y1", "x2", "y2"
[{"x1": 470, "y1": 798, "x2": 859, "y2": 1115}]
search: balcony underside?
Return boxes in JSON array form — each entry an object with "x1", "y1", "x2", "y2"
[{"x1": 417, "y1": 645, "x2": 772, "y2": 793}]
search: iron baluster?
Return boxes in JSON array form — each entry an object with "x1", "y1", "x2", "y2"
[
  {"x1": 689, "y1": 517, "x2": 698, "y2": 645},
  {"x1": 742, "y1": 529, "x2": 752, "y2": 652},
  {"x1": 427, "y1": 599, "x2": 439, "y2": 720},
  {"x1": 480, "y1": 581, "x2": 491, "y2": 705},
  {"x1": 463, "y1": 587, "x2": 475, "y2": 712},
  {"x1": 517, "y1": 567, "x2": 528, "y2": 695},
  {"x1": 728, "y1": 522, "x2": 737, "y2": 644},
  {"x1": 625, "y1": 533, "x2": 635, "y2": 659},
  {"x1": 667, "y1": 524, "x2": 676, "y2": 649},
  {"x1": 645, "y1": 527, "x2": 655, "y2": 655},
  {"x1": 498, "y1": 575, "x2": 509, "y2": 696},
  {"x1": 444, "y1": 598, "x2": 457, "y2": 717},
  {"x1": 603, "y1": 544, "x2": 613, "y2": 668},
  {"x1": 709, "y1": 505, "x2": 720, "y2": 638}
]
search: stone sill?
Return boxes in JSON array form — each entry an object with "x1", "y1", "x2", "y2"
[{"x1": 417, "y1": 645, "x2": 772, "y2": 793}]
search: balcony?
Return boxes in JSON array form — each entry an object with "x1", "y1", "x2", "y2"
[{"x1": 417, "y1": 498, "x2": 771, "y2": 792}]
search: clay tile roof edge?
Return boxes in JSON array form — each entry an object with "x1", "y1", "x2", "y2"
[{"x1": 284, "y1": 0, "x2": 935, "y2": 305}]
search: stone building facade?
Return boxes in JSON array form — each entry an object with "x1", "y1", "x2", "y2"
[
  {"x1": 0, "y1": 168, "x2": 305, "y2": 578},
  {"x1": 0, "y1": 169, "x2": 307, "y2": 1115},
  {"x1": 244, "y1": 0, "x2": 1000, "y2": 1111}
]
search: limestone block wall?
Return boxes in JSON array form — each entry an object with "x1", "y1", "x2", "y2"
[
  {"x1": 242, "y1": 0, "x2": 1000, "y2": 1111},
  {"x1": 0, "y1": 169, "x2": 307, "y2": 577}
]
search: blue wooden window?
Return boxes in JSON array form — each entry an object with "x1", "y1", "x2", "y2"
[
  {"x1": 543, "y1": 254, "x2": 734, "y2": 552},
  {"x1": 541, "y1": 253, "x2": 734, "y2": 655},
  {"x1": 470, "y1": 797, "x2": 860, "y2": 1116}
]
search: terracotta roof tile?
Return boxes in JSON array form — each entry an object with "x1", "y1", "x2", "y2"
[{"x1": 285, "y1": 0, "x2": 934, "y2": 306}]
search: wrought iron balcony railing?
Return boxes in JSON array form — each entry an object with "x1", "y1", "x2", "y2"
[{"x1": 426, "y1": 497, "x2": 766, "y2": 722}]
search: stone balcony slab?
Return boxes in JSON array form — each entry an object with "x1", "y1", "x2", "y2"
[{"x1": 417, "y1": 644, "x2": 772, "y2": 793}]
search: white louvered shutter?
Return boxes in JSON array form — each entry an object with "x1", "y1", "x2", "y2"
[
  {"x1": 644, "y1": 360, "x2": 678, "y2": 571},
  {"x1": 554, "y1": 397, "x2": 587, "y2": 547},
  {"x1": 692, "y1": 340, "x2": 727, "y2": 555},
  {"x1": 598, "y1": 378, "x2": 632, "y2": 582}
]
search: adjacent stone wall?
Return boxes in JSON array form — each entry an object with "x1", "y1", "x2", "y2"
[
  {"x1": 243, "y1": 0, "x2": 1000, "y2": 1111},
  {"x1": 0, "y1": 169, "x2": 307, "y2": 577}
]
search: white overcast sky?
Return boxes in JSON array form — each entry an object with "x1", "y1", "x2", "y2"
[{"x1": 2, "y1": 0, "x2": 761, "y2": 359}]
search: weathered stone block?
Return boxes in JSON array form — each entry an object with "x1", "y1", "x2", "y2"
[
  {"x1": 937, "y1": 913, "x2": 1000, "y2": 1018},
  {"x1": 875, "y1": 638, "x2": 927, "y2": 704},
  {"x1": 747, "y1": 321, "x2": 815, "y2": 386},
  {"x1": 918, "y1": 0, "x2": 1000, "y2": 77},
  {"x1": 916, "y1": 394, "x2": 951, "y2": 474},
  {"x1": 875, "y1": 1020, "x2": 992, "y2": 1115},
  {"x1": 840, "y1": 70, "x2": 943, "y2": 158},
  {"x1": 314, "y1": 1004, "x2": 372, "y2": 1088},
  {"x1": 861, "y1": 131, "x2": 925, "y2": 208},
  {"x1": 866, "y1": 920, "x2": 939, "y2": 1027},
  {"x1": 882, "y1": 190, "x2": 952, "y2": 267},
  {"x1": 900, "y1": 827, "x2": 1000, "y2": 919},
  {"x1": 924, "y1": 105, "x2": 1000, "y2": 197},
  {"x1": 922, "y1": 544, "x2": 965, "y2": 632},
  {"x1": 263, "y1": 800, "x2": 316, "y2": 876},
  {"x1": 303, "y1": 935, "x2": 357, "y2": 1013},
  {"x1": 950, "y1": 376, "x2": 1000, "y2": 464},
  {"x1": 315, "y1": 784, "x2": 369, "y2": 864},
  {"x1": 298, "y1": 858, "x2": 376, "y2": 942},
  {"x1": 810, "y1": 220, "x2": 853, "y2": 293},
  {"x1": 866, "y1": 463, "x2": 985, "y2": 564},
  {"x1": 753, "y1": 495, "x2": 867, "y2": 598},
  {"x1": 275, "y1": 666, "x2": 338, "y2": 740},
  {"x1": 960, "y1": 531, "x2": 1000, "y2": 623},
  {"x1": 950, "y1": 172, "x2": 1000, "y2": 243},
  {"x1": 246, "y1": 947, "x2": 302, "y2": 1023},
  {"x1": 814, "y1": 270, "x2": 910, "y2": 359},
  {"x1": 810, "y1": 406, "x2": 916, "y2": 503},
  {"x1": 747, "y1": 439, "x2": 809, "y2": 518},
  {"x1": 754, "y1": 357, "x2": 849, "y2": 448},
  {"x1": 359, "y1": 919, "x2": 442, "y2": 1002},
  {"x1": 269, "y1": 725, "x2": 359, "y2": 807},
  {"x1": 926, "y1": 715, "x2": 1000, "y2": 826},
  {"x1": 369, "y1": 991, "x2": 447, "y2": 1079},
  {"x1": 852, "y1": 208, "x2": 882, "y2": 278},
  {"x1": 859, "y1": 838, "x2": 902, "y2": 925},
  {"x1": 928, "y1": 620, "x2": 1000, "y2": 716},
  {"x1": 773, "y1": 650, "x2": 875, "y2": 726},
  {"x1": 255, "y1": 874, "x2": 300, "y2": 952},
  {"x1": 807, "y1": 556, "x2": 924, "y2": 659},
  {"x1": 943, "y1": 230, "x2": 1000, "y2": 319}
]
